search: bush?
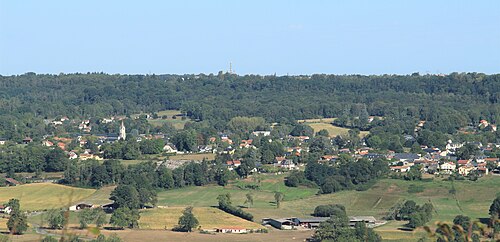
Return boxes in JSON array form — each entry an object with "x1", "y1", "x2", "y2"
[
  {"x1": 313, "y1": 204, "x2": 346, "y2": 217},
  {"x1": 407, "y1": 184, "x2": 425, "y2": 193}
]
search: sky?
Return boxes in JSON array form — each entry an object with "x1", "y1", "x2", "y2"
[{"x1": 1, "y1": 0, "x2": 499, "y2": 75}]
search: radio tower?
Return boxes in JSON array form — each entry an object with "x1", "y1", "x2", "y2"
[{"x1": 229, "y1": 62, "x2": 233, "y2": 74}]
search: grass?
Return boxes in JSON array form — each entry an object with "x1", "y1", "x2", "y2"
[
  {"x1": 139, "y1": 207, "x2": 264, "y2": 230},
  {"x1": 76, "y1": 185, "x2": 115, "y2": 206},
  {"x1": 298, "y1": 118, "x2": 370, "y2": 138},
  {"x1": 168, "y1": 153, "x2": 216, "y2": 161},
  {"x1": 158, "y1": 175, "x2": 499, "y2": 241},
  {"x1": 156, "y1": 174, "x2": 318, "y2": 209},
  {"x1": 0, "y1": 183, "x2": 96, "y2": 211},
  {"x1": 148, "y1": 110, "x2": 191, "y2": 130},
  {"x1": 117, "y1": 153, "x2": 217, "y2": 167}
]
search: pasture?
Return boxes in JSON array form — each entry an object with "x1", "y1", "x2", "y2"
[
  {"x1": 139, "y1": 207, "x2": 264, "y2": 230},
  {"x1": 148, "y1": 110, "x2": 190, "y2": 129},
  {"x1": 298, "y1": 118, "x2": 370, "y2": 138},
  {"x1": 0, "y1": 183, "x2": 95, "y2": 211}
]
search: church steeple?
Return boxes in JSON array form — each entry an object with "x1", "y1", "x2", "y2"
[{"x1": 119, "y1": 120, "x2": 126, "y2": 140}]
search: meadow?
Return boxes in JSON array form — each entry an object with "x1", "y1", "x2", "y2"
[
  {"x1": 139, "y1": 207, "x2": 264, "y2": 230},
  {"x1": 0, "y1": 183, "x2": 96, "y2": 211},
  {"x1": 298, "y1": 118, "x2": 370, "y2": 137}
]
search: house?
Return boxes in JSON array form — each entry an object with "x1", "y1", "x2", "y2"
[
  {"x1": 0, "y1": 205, "x2": 12, "y2": 214},
  {"x1": 439, "y1": 162, "x2": 456, "y2": 174},
  {"x1": 215, "y1": 227, "x2": 247, "y2": 233},
  {"x1": 348, "y1": 216, "x2": 377, "y2": 228},
  {"x1": 458, "y1": 165, "x2": 475, "y2": 176},
  {"x1": 239, "y1": 139, "x2": 253, "y2": 149},
  {"x1": 390, "y1": 165, "x2": 411, "y2": 173},
  {"x1": 291, "y1": 217, "x2": 329, "y2": 229},
  {"x1": 280, "y1": 160, "x2": 297, "y2": 170},
  {"x1": 457, "y1": 159, "x2": 471, "y2": 166},
  {"x1": 364, "y1": 153, "x2": 386, "y2": 160},
  {"x1": 4, "y1": 178, "x2": 21, "y2": 186},
  {"x1": 57, "y1": 142, "x2": 66, "y2": 150},
  {"x1": 252, "y1": 131, "x2": 271, "y2": 137},
  {"x1": 393, "y1": 153, "x2": 420, "y2": 163},
  {"x1": 69, "y1": 203, "x2": 93, "y2": 211},
  {"x1": 42, "y1": 140, "x2": 54, "y2": 147},
  {"x1": 446, "y1": 140, "x2": 463, "y2": 151},
  {"x1": 68, "y1": 151, "x2": 78, "y2": 160},
  {"x1": 163, "y1": 144, "x2": 178, "y2": 153},
  {"x1": 479, "y1": 119, "x2": 489, "y2": 128},
  {"x1": 221, "y1": 136, "x2": 233, "y2": 144},
  {"x1": 261, "y1": 218, "x2": 295, "y2": 230},
  {"x1": 0, "y1": 138, "x2": 7, "y2": 145},
  {"x1": 79, "y1": 154, "x2": 103, "y2": 161},
  {"x1": 22, "y1": 137, "x2": 33, "y2": 144},
  {"x1": 226, "y1": 160, "x2": 242, "y2": 171}
]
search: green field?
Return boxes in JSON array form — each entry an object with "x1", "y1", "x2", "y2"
[
  {"x1": 0, "y1": 183, "x2": 96, "y2": 211},
  {"x1": 157, "y1": 175, "x2": 500, "y2": 241},
  {"x1": 140, "y1": 207, "x2": 264, "y2": 230},
  {"x1": 149, "y1": 110, "x2": 191, "y2": 129},
  {"x1": 157, "y1": 174, "x2": 318, "y2": 208}
]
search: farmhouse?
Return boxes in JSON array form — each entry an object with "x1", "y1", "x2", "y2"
[
  {"x1": 439, "y1": 162, "x2": 456, "y2": 174},
  {"x1": 261, "y1": 218, "x2": 295, "y2": 230},
  {"x1": 69, "y1": 202, "x2": 93, "y2": 211},
  {"x1": 348, "y1": 216, "x2": 377, "y2": 228},
  {"x1": 215, "y1": 227, "x2": 248, "y2": 233},
  {"x1": 4, "y1": 178, "x2": 21, "y2": 186},
  {"x1": 0, "y1": 205, "x2": 12, "y2": 214},
  {"x1": 291, "y1": 217, "x2": 329, "y2": 229}
]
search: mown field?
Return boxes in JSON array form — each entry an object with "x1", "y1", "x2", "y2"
[
  {"x1": 0, "y1": 183, "x2": 96, "y2": 211},
  {"x1": 298, "y1": 118, "x2": 370, "y2": 137},
  {"x1": 140, "y1": 207, "x2": 264, "y2": 230},
  {"x1": 148, "y1": 110, "x2": 191, "y2": 129},
  {"x1": 156, "y1": 174, "x2": 318, "y2": 209}
]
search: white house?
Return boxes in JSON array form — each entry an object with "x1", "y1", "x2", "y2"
[
  {"x1": 0, "y1": 205, "x2": 11, "y2": 214},
  {"x1": 216, "y1": 227, "x2": 248, "y2": 233},
  {"x1": 440, "y1": 162, "x2": 456, "y2": 174}
]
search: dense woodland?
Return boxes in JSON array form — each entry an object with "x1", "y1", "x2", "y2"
[{"x1": 0, "y1": 72, "x2": 499, "y2": 140}]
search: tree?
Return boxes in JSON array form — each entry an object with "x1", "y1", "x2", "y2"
[
  {"x1": 177, "y1": 206, "x2": 199, "y2": 232},
  {"x1": 41, "y1": 236, "x2": 59, "y2": 242},
  {"x1": 6, "y1": 199, "x2": 28, "y2": 235},
  {"x1": 313, "y1": 204, "x2": 346, "y2": 217},
  {"x1": 489, "y1": 195, "x2": 500, "y2": 217},
  {"x1": 78, "y1": 209, "x2": 95, "y2": 229},
  {"x1": 47, "y1": 209, "x2": 67, "y2": 229},
  {"x1": 274, "y1": 192, "x2": 284, "y2": 208},
  {"x1": 110, "y1": 207, "x2": 140, "y2": 229},
  {"x1": 110, "y1": 185, "x2": 140, "y2": 209},
  {"x1": 244, "y1": 193, "x2": 254, "y2": 208}
]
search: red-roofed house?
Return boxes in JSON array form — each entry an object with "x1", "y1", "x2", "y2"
[
  {"x1": 457, "y1": 160, "x2": 470, "y2": 166},
  {"x1": 4, "y1": 178, "x2": 21, "y2": 186}
]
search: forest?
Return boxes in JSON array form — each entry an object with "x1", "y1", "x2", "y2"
[{"x1": 0, "y1": 72, "x2": 498, "y2": 140}]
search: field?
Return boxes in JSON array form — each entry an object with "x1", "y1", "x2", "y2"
[
  {"x1": 157, "y1": 174, "x2": 318, "y2": 208},
  {"x1": 0, "y1": 183, "x2": 96, "y2": 211},
  {"x1": 117, "y1": 153, "x2": 217, "y2": 166},
  {"x1": 148, "y1": 110, "x2": 191, "y2": 129},
  {"x1": 298, "y1": 118, "x2": 370, "y2": 138},
  {"x1": 168, "y1": 153, "x2": 216, "y2": 161},
  {"x1": 76, "y1": 185, "x2": 115, "y2": 206},
  {"x1": 139, "y1": 207, "x2": 264, "y2": 230},
  {"x1": 157, "y1": 174, "x2": 500, "y2": 241}
]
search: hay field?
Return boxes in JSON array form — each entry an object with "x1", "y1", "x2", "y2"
[
  {"x1": 0, "y1": 183, "x2": 95, "y2": 211},
  {"x1": 139, "y1": 207, "x2": 264, "y2": 230}
]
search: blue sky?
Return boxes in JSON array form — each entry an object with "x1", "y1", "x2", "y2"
[{"x1": 1, "y1": 1, "x2": 499, "y2": 75}]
